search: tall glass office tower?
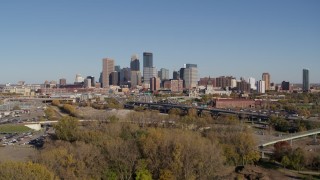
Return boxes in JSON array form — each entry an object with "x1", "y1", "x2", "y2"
[
  {"x1": 130, "y1": 54, "x2": 140, "y2": 71},
  {"x1": 143, "y1": 52, "x2": 153, "y2": 68},
  {"x1": 303, "y1": 69, "x2": 309, "y2": 92},
  {"x1": 143, "y1": 52, "x2": 155, "y2": 84}
]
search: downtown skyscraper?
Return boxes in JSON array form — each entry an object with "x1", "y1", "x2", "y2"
[
  {"x1": 262, "y1": 73, "x2": 270, "y2": 91},
  {"x1": 130, "y1": 54, "x2": 140, "y2": 71},
  {"x1": 257, "y1": 80, "x2": 266, "y2": 94},
  {"x1": 248, "y1": 77, "x2": 256, "y2": 90},
  {"x1": 183, "y1": 64, "x2": 198, "y2": 89},
  {"x1": 130, "y1": 54, "x2": 141, "y2": 88},
  {"x1": 143, "y1": 52, "x2": 153, "y2": 68},
  {"x1": 102, "y1": 58, "x2": 114, "y2": 88},
  {"x1": 303, "y1": 68, "x2": 310, "y2": 92},
  {"x1": 158, "y1": 68, "x2": 169, "y2": 81},
  {"x1": 143, "y1": 52, "x2": 157, "y2": 84}
]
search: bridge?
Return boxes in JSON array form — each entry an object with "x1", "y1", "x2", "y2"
[
  {"x1": 24, "y1": 119, "x2": 97, "y2": 125},
  {"x1": 259, "y1": 128, "x2": 320, "y2": 148},
  {"x1": 23, "y1": 120, "x2": 97, "y2": 130},
  {"x1": 6, "y1": 97, "x2": 75, "y2": 103},
  {"x1": 124, "y1": 101, "x2": 270, "y2": 121}
]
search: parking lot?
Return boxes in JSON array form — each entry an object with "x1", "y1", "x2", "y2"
[
  {"x1": 0, "y1": 126, "x2": 49, "y2": 148},
  {"x1": 0, "y1": 101, "x2": 51, "y2": 149}
]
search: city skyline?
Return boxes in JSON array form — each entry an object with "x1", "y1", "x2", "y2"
[
  {"x1": 0, "y1": 1, "x2": 319, "y2": 84},
  {"x1": 0, "y1": 52, "x2": 315, "y2": 86}
]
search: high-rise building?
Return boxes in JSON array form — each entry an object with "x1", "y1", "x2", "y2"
[
  {"x1": 86, "y1": 76, "x2": 95, "y2": 87},
  {"x1": 84, "y1": 78, "x2": 92, "y2": 88},
  {"x1": 120, "y1": 68, "x2": 131, "y2": 85},
  {"x1": 216, "y1": 76, "x2": 233, "y2": 88},
  {"x1": 281, "y1": 81, "x2": 290, "y2": 91},
  {"x1": 303, "y1": 69, "x2": 310, "y2": 92},
  {"x1": 143, "y1": 52, "x2": 155, "y2": 84},
  {"x1": 257, "y1": 80, "x2": 266, "y2": 94},
  {"x1": 59, "y1": 78, "x2": 67, "y2": 86},
  {"x1": 163, "y1": 79, "x2": 184, "y2": 93},
  {"x1": 179, "y1": 68, "x2": 185, "y2": 80},
  {"x1": 248, "y1": 77, "x2": 256, "y2": 90},
  {"x1": 262, "y1": 73, "x2": 270, "y2": 91},
  {"x1": 236, "y1": 80, "x2": 251, "y2": 92},
  {"x1": 186, "y1": 64, "x2": 197, "y2": 68},
  {"x1": 130, "y1": 54, "x2": 141, "y2": 88},
  {"x1": 131, "y1": 71, "x2": 142, "y2": 88},
  {"x1": 150, "y1": 77, "x2": 161, "y2": 92},
  {"x1": 231, "y1": 78, "x2": 237, "y2": 88},
  {"x1": 99, "y1": 72, "x2": 102, "y2": 85},
  {"x1": 198, "y1": 77, "x2": 208, "y2": 86},
  {"x1": 143, "y1": 67, "x2": 157, "y2": 84},
  {"x1": 143, "y1": 52, "x2": 153, "y2": 68},
  {"x1": 183, "y1": 66, "x2": 198, "y2": 89},
  {"x1": 130, "y1": 54, "x2": 140, "y2": 71},
  {"x1": 178, "y1": 68, "x2": 185, "y2": 88},
  {"x1": 115, "y1": 65, "x2": 121, "y2": 72},
  {"x1": 158, "y1": 68, "x2": 169, "y2": 81},
  {"x1": 173, "y1": 71, "x2": 179, "y2": 80},
  {"x1": 102, "y1": 58, "x2": 115, "y2": 88},
  {"x1": 110, "y1": 71, "x2": 120, "y2": 86},
  {"x1": 198, "y1": 77, "x2": 216, "y2": 87}
]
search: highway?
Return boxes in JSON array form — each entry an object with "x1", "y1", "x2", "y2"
[{"x1": 124, "y1": 101, "x2": 270, "y2": 121}]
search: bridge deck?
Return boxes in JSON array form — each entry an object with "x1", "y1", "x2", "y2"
[
  {"x1": 259, "y1": 128, "x2": 320, "y2": 147},
  {"x1": 126, "y1": 101, "x2": 269, "y2": 119}
]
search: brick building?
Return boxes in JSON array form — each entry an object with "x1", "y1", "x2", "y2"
[
  {"x1": 163, "y1": 79, "x2": 184, "y2": 93},
  {"x1": 198, "y1": 77, "x2": 216, "y2": 87},
  {"x1": 213, "y1": 99, "x2": 255, "y2": 109}
]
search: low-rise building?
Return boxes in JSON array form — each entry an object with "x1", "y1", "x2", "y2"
[
  {"x1": 213, "y1": 99, "x2": 255, "y2": 109},
  {"x1": 2, "y1": 85, "x2": 33, "y2": 96}
]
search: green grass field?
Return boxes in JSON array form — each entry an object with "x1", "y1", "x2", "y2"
[{"x1": 0, "y1": 124, "x2": 32, "y2": 133}]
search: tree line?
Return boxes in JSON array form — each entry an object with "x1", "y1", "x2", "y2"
[
  {"x1": 274, "y1": 141, "x2": 320, "y2": 171},
  {"x1": 0, "y1": 107, "x2": 261, "y2": 179}
]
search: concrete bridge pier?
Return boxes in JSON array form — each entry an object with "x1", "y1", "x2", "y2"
[{"x1": 314, "y1": 134, "x2": 318, "y2": 143}]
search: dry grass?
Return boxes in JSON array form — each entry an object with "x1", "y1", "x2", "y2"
[{"x1": 0, "y1": 146, "x2": 36, "y2": 162}]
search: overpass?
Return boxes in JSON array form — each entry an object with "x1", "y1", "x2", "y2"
[
  {"x1": 259, "y1": 128, "x2": 320, "y2": 148},
  {"x1": 124, "y1": 101, "x2": 270, "y2": 121}
]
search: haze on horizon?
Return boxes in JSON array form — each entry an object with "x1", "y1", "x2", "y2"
[{"x1": 0, "y1": 0, "x2": 319, "y2": 84}]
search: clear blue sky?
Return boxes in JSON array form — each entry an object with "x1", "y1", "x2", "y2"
[{"x1": 1, "y1": 0, "x2": 319, "y2": 84}]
